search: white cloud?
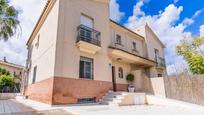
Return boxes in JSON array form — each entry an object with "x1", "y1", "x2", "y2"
[
  {"x1": 200, "y1": 25, "x2": 204, "y2": 37},
  {"x1": 0, "y1": 0, "x2": 46, "y2": 66},
  {"x1": 109, "y1": 0, "x2": 124, "y2": 22},
  {"x1": 125, "y1": 1, "x2": 203, "y2": 75}
]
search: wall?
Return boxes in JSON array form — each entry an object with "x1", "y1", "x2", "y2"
[
  {"x1": 54, "y1": 0, "x2": 112, "y2": 82},
  {"x1": 164, "y1": 75, "x2": 204, "y2": 105},
  {"x1": 150, "y1": 77, "x2": 166, "y2": 97},
  {"x1": 110, "y1": 24, "x2": 146, "y2": 57},
  {"x1": 27, "y1": 0, "x2": 59, "y2": 84}
]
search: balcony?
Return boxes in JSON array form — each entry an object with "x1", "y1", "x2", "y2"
[
  {"x1": 108, "y1": 43, "x2": 155, "y2": 67},
  {"x1": 76, "y1": 25, "x2": 101, "y2": 54},
  {"x1": 156, "y1": 57, "x2": 166, "y2": 68}
]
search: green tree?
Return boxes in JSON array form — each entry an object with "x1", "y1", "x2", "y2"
[
  {"x1": 0, "y1": 75, "x2": 15, "y2": 90},
  {"x1": 0, "y1": 0, "x2": 20, "y2": 41},
  {"x1": 1, "y1": 68, "x2": 7, "y2": 75},
  {"x1": 177, "y1": 37, "x2": 204, "y2": 74}
]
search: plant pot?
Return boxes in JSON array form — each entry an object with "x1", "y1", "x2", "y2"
[{"x1": 128, "y1": 86, "x2": 135, "y2": 92}]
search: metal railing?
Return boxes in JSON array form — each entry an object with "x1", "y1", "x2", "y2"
[
  {"x1": 109, "y1": 42, "x2": 142, "y2": 57},
  {"x1": 77, "y1": 25, "x2": 101, "y2": 46},
  {"x1": 156, "y1": 57, "x2": 166, "y2": 67}
]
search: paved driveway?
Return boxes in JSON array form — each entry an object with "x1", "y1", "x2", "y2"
[
  {"x1": 16, "y1": 96, "x2": 204, "y2": 115},
  {"x1": 66, "y1": 105, "x2": 204, "y2": 115}
]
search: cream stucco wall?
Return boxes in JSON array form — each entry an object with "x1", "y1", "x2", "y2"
[
  {"x1": 53, "y1": 0, "x2": 112, "y2": 82},
  {"x1": 27, "y1": 0, "x2": 167, "y2": 87},
  {"x1": 27, "y1": 0, "x2": 60, "y2": 84},
  {"x1": 110, "y1": 23, "x2": 147, "y2": 58}
]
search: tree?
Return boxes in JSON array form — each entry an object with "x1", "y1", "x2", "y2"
[
  {"x1": 176, "y1": 37, "x2": 204, "y2": 74},
  {"x1": 0, "y1": 75, "x2": 15, "y2": 91},
  {"x1": 0, "y1": 0, "x2": 20, "y2": 41}
]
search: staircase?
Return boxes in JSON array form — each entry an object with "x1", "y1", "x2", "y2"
[{"x1": 100, "y1": 91, "x2": 128, "y2": 106}]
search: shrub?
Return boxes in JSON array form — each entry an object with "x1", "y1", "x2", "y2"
[
  {"x1": 126, "y1": 74, "x2": 134, "y2": 83},
  {"x1": 1, "y1": 68, "x2": 7, "y2": 75},
  {"x1": 0, "y1": 75, "x2": 15, "y2": 90}
]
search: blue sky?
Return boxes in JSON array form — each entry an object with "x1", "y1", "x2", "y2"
[
  {"x1": 110, "y1": 0, "x2": 204, "y2": 74},
  {"x1": 0, "y1": 0, "x2": 203, "y2": 75},
  {"x1": 117, "y1": 0, "x2": 204, "y2": 36}
]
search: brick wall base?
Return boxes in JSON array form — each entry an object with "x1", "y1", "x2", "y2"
[
  {"x1": 24, "y1": 78, "x2": 54, "y2": 105},
  {"x1": 25, "y1": 77, "x2": 128, "y2": 105}
]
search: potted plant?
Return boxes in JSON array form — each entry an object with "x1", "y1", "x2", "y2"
[{"x1": 126, "y1": 73, "x2": 135, "y2": 92}]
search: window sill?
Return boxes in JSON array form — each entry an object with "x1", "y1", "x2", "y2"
[{"x1": 79, "y1": 78, "x2": 94, "y2": 81}]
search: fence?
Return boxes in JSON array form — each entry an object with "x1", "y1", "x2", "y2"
[{"x1": 164, "y1": 75, "x2": 204, "y2": 105}]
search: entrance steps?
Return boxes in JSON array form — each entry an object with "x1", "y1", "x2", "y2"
[
  {"x1": 100, "y1": 91, "x2": 128, "y2": 106},
  {"x1": 100, "y1": 91, "x2": 146, "y2": 106}
]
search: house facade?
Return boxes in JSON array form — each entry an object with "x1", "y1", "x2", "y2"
[
  {"x1": 25, "y1": 0, "x2": 166, "y2": 105},
  {"x1": 0, "y1": 57, "x2": 25, "y2": 92}
]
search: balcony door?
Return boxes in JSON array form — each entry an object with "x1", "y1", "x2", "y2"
[{"x1": 80, "y1": 15, "x2": 94, "y2": 42}]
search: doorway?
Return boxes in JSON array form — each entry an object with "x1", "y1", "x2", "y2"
[{"x1": 112, "y1": 66, "x2": 116, "y2": 92}]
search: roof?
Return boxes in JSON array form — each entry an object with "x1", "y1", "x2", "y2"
[
  {"x1": 110, "y1": 20, "x2": 145, "y2": 40},
  {"x1": 0, "y1": 60, "x2": 25, "y2": 70}
]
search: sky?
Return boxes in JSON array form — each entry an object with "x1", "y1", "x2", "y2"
[{"x1": 0, "y1": 0, "x2": 204, "y2": 75}]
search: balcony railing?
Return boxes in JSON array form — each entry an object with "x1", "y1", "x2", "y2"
[
  {"x1": 77, "y1": 25, "x2": 101, "y2": 47},
  {"x1": 156, "y1": 57, "x2": 166, "y2": 67},
  {"x1": 109, "y1": 42, "x2": 142, "y2": 57}
]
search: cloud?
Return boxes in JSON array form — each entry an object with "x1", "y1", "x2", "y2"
[
  {"x1": 125, "y1": 1, "x2": 203, "y2": 75},
  {"x1": 109, "y1": 0, "x2": 125, "y2": 22},
  {"x1": 200, "y1": 25, "x2": 204, "y2": 37},
  {"x1": 0, "y1": 0, "x2": 46, "y2": 66}
]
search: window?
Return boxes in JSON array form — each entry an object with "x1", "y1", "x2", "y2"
[
  {"x1": 32, "y1": 66, "x2": 37, "y2": 84},
  {"x1": 133, "y1": 42, "x2": 137, "y2": 50},
  {"x1": 116, "y1": 34, "x2": 122, "y2": 45},
  {"x1": 158, "y1": 74, "x2": 163, "y2": 77},
  {"x1": 79, "y1": 57, "x2": 93, "y2": 80},
  {"x1": 154, "y1": 49, "x2": 159, "y2": 61},
  {"x1": 118, "y1": 67, "x2": 123, "y2": 78},
  {"x1": 80, "y1": 14, "x2": 93, "y2": 29},
  {"x1": 77, "y1": 97, "x2": 96, "y2": 104}
]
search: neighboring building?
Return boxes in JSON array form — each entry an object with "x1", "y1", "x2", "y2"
[
  {"x1": 25, "y1": 0, "x2": 166, "y2": 105},
  {"x1": 0, "y1": 57, "x2": 25, "y2": 92}
]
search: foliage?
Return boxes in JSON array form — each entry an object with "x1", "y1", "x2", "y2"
[
  {"x1": 0, "y1": 67, "x2": 10, "y2": 75},
  {"x1": 176, "y1": 37, "x2": 204, "y2": 74},
  {"x1": 0, "y1": 74, "x2": 15, "y2": 90},
  {"x1": 126, "y1": 74, "x2": 134, "y2": 82},
  {"x1": 0, "y1": 0, "x2": 20, "y2": 41}
]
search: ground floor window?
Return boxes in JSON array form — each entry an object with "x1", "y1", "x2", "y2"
[
  {"x1": 77, "y1": 97, "x2": 96, "y2": 104},
  {"x1": 158, "y1": 74, "x2": 163, "y2": 77},
  {"x1": 32, "y1": 66, "x2": 37, "y2": 84},
  {"x1": 79, "y1": 56, "x2": 93, "y2": 80}
]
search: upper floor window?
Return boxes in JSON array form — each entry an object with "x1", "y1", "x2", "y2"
[
  {"x1": 118, "y1": 67, "x2": 123, "y2": 78},
  {"x1": 154, "y1": 49, "x2": 159, "y2": 61},
  {"x1": 132, "y1": 42, "x2": 137, "y2": 50},
  {"x1": 116, "y1": 34, "x2": 122, "y2": 45},
  {"x1": 79, "y1": 57, "x2": 93, "y2": 80},
  {"x1": 80, "y1": 14, "x2": 93, "y2": 29}
]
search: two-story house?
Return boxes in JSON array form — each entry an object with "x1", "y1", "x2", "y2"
[{"x1": 24, "y1": 0, "x2": 166, "y2": 105}]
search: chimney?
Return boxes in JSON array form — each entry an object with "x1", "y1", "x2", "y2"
[{"x1": 3, "y1": 57, "x2": 7, "y2": 62}]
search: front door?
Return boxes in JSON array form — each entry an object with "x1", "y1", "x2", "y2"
[{"x1": 112, "y1": 66, "x2": 116, "y2": 92}]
